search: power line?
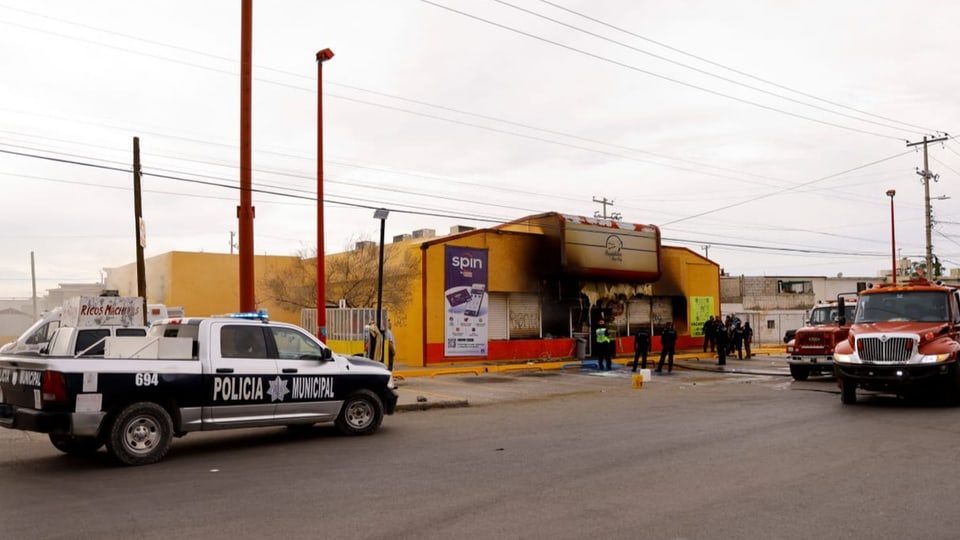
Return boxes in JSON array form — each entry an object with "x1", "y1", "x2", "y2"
[
  {"x1": 661, "y1": 150, "x2": 915, "y2": 226},
  {"x1": 663, "y1": 235, "x2": 885, "y2": 257},
  {"x1": 491, "y1": 0, "x2": 926, "y2": 136},
  {"x1": 535, "y1": 0, "x2": 940, "y2": 134},
  {"x1": 0, "y1": 10, "x2": 795, "y2": 189},
  {"x1": 3, "y1": 4, "x2": 930, "y2": 201},
  {"x1": 0, "y1": 134, "x2": 926, "y2": 258},
  {"x1": 420, "y1": 0, "x2": 908, "y2": 141},
  {"x1": 0, "y1": 145, "x2": 901, "y2": 260}
]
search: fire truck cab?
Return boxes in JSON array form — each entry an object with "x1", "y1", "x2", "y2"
[{"x1": 786, "y1": 297, "x2": 857, "y2": 380}]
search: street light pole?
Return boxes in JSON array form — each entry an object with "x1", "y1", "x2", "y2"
[
  {"x1": 373, "y1": 208, "x2": 390, "y2": 368},
  {"x1": 886, "y1": 189, "x2": 896, "y2": 285},
  {"x1": 315, "y1": 48, "x2": 334, "y2": 342}
]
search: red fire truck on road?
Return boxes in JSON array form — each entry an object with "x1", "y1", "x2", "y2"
[
  {"x1": 833, "y1": 279, "x2": 960, "y2": 404},
  {"x1": 785, "y1": 297, "x2": 857, "y2": 380}
]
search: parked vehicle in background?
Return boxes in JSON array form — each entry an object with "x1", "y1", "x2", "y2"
[
  {"x1": 0, "y1": 296, "x2": 182, "y2": 355},
  {"x1": 833, "y1": 280, "x2": 960, "y2": 404},
  {"x1": 0, "y1": 306, "x2": 63, "y2": 355},
  {"x1": 785, "y1": 296, "x2": 857, "y2": 380},
  {"x1": 783, "y1": 329, "x2": 796, "y2": 344}
]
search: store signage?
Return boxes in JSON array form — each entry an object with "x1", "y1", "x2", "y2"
[
  {"x1": 561, "y1": 216, "x2": 660, "y2": 281},
  {"x1": 444, "y1": 246, "x2": 489, "y2": 357}
]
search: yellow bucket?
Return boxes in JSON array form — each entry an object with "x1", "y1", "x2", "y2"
[{"x1": 632, "y1": 374, "x2": 643, "y2": 389}]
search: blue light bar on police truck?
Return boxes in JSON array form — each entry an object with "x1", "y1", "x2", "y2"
[{"x1": 216, "y1": 310, "x2": 269, "y2": 321}]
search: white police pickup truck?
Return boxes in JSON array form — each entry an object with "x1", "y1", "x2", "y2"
[{"x1": 0, "y1": 313, "x2": 398, "y2": 466}]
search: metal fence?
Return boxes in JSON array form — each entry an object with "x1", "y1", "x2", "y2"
[{"x1": 301, "y1": 308, "x2": 390, "y2": 340}]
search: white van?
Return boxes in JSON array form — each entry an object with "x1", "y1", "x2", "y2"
[
  {"x1": 0, "y1": 298, "x2": 183, "y2": 355},
  {"x1": 0, "y1": 307, "x2": 62, "y2": 355}
]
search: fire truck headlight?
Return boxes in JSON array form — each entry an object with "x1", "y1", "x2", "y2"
[
  {"x1": 919, "y1": 353, "x2": 951, "y2": 364},
  {"x1": 834, "y1": 353, "x2": 858, "y2": 364}
]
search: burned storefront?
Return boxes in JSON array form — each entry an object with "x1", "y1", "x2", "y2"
[{"x1": 404, "y1": 212, "x2": 719, "y2": 366}]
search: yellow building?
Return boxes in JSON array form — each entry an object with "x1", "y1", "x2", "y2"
[{"x1": 104, "y1": 251, "x2": 304, "y2": 324}]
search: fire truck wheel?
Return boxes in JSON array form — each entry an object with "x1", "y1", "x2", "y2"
[
  {"x1": 789, "y1": 365, "x2": 809, "y2": 381},
  {"x1": 840, "y1": 379, "x2": 857, "y2": 404}
]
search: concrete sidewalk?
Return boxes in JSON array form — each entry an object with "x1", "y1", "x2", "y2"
[{"x1": 391, "y1": 346, "x2": 797, "y2": 412}]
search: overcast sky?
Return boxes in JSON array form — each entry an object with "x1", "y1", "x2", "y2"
[{"x1": 1, "y1": 0, "x2": 958, "y2": 298}]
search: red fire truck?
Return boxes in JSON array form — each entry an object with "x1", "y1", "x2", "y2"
[
  {"x1": 785, "y1": 297, "x2": 857, "y2": 380},
  {"x1": 833, "y1": 279, "x2": 960, "y2": 404}
]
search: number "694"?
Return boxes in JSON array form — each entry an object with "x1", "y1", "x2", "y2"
[{"x1": 135, "y1": 372, "x2": 159, "y2": 386}]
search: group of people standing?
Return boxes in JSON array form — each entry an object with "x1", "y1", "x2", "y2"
[
  {"x1": 630, "y1": 322, "x2": 677, "y2": 374},
  {"x1": 701, "y1": 315, "x2": 753, "y2": 366},
  {"x1": 595, "y1": 315, "x2": 752, "y2": 372},
  {"x1": 595, "y1": 320, "x2": 677, "y2": 374}
]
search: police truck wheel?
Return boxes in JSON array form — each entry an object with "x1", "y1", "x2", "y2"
[
  {"x1": 789, "y1": 365, "x2": 809, "y2": 381},
  {"x1": 49, "y1": 434, "x2": 104, "y2": 455},
  {"x1": 335, "y1": 390, "x2": 384, "y2": 436},
  {"x1": 840, "y1": 380, "x2": 857, "y2": 404},
  {"x1": 106, "y1": 402, "x2": 174, "y2": 466}
]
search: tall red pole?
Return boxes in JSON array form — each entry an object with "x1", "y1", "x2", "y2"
[
  {"x1": 887, "y1": 189, "x2": 896, "y2": 285},
  {"x1": 316, "y1": 48, "x2": 334, "y2": 341},
  {"x1": 238, "y1": 0, "x2": 255, "y2": 311}
]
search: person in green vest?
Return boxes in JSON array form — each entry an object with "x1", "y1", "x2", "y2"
[{"x1": 595, "y1": 319, "x2": 612, "y2": 370}]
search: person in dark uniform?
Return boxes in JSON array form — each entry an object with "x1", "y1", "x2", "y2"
[
  {"x1": 715, "y1": 323, "x2": 729, "y2": 366},
  {"x1": 656, "y1": 322, "x2": 678, "y2": 374},
  {"x1": 743, "y1": 322, "x2": 754, "y2": 359},
  {"x1": 702, "y1": 316, "x2": 716, "y2": 353},
  {"x1": 632, "y1": 326, "x2": 650, "y2": 372},
  {"x1": 732, "y1": 321, "x2": 745, "y2": 359}
]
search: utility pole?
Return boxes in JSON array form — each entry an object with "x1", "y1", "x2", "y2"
[
  {"x1": 702, "y1": 245, "x2": 710, "y2": 259},
  {"x1": 30, "y1": 251, "x2": 37, "y2": 320},
  {"x1": 133, "y1": 136, "x2": 147, "y2": 325},
  {"x1": 238, "y1": 0, "x2": 255, "y2": 312},
  {"x1": 229, "y1": 231, "x2": 237, "y2": 254},
  {"x1": 592, "y1": 196, "x2": 614, "y2": 219},
  {"x1": 906, "y1": 134, "x2": 948, "y2": 279}
]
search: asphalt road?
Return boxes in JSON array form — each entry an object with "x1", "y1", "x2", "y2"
[{"x1": 3, "y1": 370, "x2": 960, "y2": 539}]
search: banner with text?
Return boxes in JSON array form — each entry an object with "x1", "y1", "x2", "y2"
[
  {"x1": 690, "y1": 296, "x2": 716, "y2": 337},
  {"x1": 444, "y1": 246, "x2": 489, "y2": 357}
]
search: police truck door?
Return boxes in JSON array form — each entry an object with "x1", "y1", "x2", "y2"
[
  {"x1": 270, "y1": 325, "x2": 343, "y2": 423},
  {"x1": 207, "y1": 323, "x2": 279, "y2": 427}
]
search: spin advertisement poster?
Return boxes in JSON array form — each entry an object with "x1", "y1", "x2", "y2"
[{"x1": 444, "y1": 246, "x2": 489, "y2": 357}]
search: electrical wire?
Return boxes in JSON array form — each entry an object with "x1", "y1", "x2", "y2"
[
  {"x1": 0, "y1": 11, "x2": 796, "y2": 189},
  {"x1": 491, "y1": 0, "x2": 926, "y2": 136},
  {"x1": 661, "y1": 150, "x2": 914, "y2": 226},
  {"x1": 535, "y1": 0, "x2": 940, "y2": 134},
  {"x1": 420, "y1": 0, "x2": 908, "y2": 141},
  {"x1": 0, "y1": 145, "x2": 907, "y2": 259}
]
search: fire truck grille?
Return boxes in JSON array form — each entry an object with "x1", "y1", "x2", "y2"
[
  {"x1": 857, "y1": 337, "x2": 914, "y2": 363},
  {"x1": 797, "y1": 332, "x2": 828, "y2": 347}
]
